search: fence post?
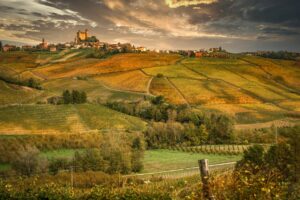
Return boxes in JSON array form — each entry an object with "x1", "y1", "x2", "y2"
[
  {"x1": 70, "y1": 166, "x2": 74, "y2": 189},
  {"x1": 198, "y1": 159, "x2": 215, "y2": 200}
]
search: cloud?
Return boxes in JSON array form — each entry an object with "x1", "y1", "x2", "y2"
[
  {"x1": 0, "y1": 0, "x2": 299, "y2": 51},
  {"x1": 165, "y1": 0, "x2": 218, "y2": 8}
]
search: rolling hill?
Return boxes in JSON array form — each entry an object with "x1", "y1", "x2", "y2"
[{"x1": 0, "y1": 50, "x2": 299, "y2": 131}]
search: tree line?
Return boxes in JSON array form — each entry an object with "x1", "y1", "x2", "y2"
[
  {"x1": 0, "y1": 132, "x2": 144, "y2": 177},
  {"x1": 258, "y1": 51, "x2": 300, "y2": 60},
  {"x1": 106, "y1": 96, "x2": 235, "y2": 147},
  {"x1": 0, "y1": 75, "x2": 42, "y2": 90},
  {"x1": 47, "y1": 90, "x2": 87, "y2": 105}
]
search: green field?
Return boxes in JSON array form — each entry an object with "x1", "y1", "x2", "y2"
[
  {"x1": 0, "y1": 164, "x2": 11, "y2": 171},
  {"x1": 0, "y1": 104, "x2": 146, "y2": 134},
  {"x1": 40, "y1": 149, "x2": 84, "y2": 160},
  {"x1": 2, "y1": 148, "x2": 240, "y2": 173},
  {"x1": 143, "y1": 149, "x2": 241, "y2": 172}
]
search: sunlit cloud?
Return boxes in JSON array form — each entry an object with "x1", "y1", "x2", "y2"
[{"x1": 165, "y1": 0, "x2": 218, "y2": 8}]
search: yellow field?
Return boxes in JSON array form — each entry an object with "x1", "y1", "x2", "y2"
[
  {"x1": 278, "y1": 100, "x2": 300, "y2": 111},
  {"x1": 182, "y1": 58, "x2": 299, "y2": 101},
  {"x1": 170, "y1": 78, "x2": 259, "y2": 105},
  {"x1": 0, "y1": 104, "x2": 146, "y2": 135},
  {"x1": 242, "y1": 56, "x2": 300, "y2": 90},
  {"x1": 34, "y1": 53, "x2": 181, "y2": 79},
  {"x1": 142, "y1": 64, "x2": 205, "y2": 79},
  {"x1": 93, "y1": 70, "x2": 151, "y2": 93},
  {"x1": 0, "y1": 52, "x2": 38, "y2": 73},
  {"x1": 0, "y1": 80, "x2": 43, "y2": 105},
  {"x1": 150, "y1": 77, "x2": 186, "y2": 104}
]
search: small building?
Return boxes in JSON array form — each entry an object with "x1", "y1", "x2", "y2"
[
  {"x1": 49, "y1": 45, "x2": 57, "y2": 52},
  {"x1": 136, "y1": 46, "x2": 147, "y2": 52},
  {"x1": 3, "y1": 44, "x2": 17, "y2": 52},
  {"x1": 195, "y1": 52, "x2": 203, "y2": 58},
  {"x1": 22, "y1": 45, "x2": 34, "y2": 51}
]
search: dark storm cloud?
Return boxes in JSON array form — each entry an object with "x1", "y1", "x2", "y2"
[
  {"x1": 262, "y1": 27, "x2": 299, "y2": 36},
  {"x1": 0, "y1": 0, "x2": 299, "y2": 51}
]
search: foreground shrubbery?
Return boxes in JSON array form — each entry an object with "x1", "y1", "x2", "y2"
[
  {"x1": 0, "y1": 126, "x2": 299, "y2": 199},
  {"x1": 0, "y1": 181, "x2": 172, "y2": 200},
  {"x1": 0, "y1": 132, "x2": 145, "y2": 177},
  {"x1": 210, "y1": 126, "x2": 300, "y2": 200}
]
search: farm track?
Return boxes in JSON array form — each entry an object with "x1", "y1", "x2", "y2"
[
  {"x1": 146, "y1": 76, "x2": 154, "y2": 95},
  {"x1": 235, "y1": 118, "x2": 298, "y2": 130}
]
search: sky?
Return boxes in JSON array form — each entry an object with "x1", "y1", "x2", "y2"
[{"x1": 0, "y1": 0, "x2": 299, "y2": 52}]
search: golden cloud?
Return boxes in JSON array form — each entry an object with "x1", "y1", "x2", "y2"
[{"x1": 165, "y1": 0, "x2": 217, "y2": 8}]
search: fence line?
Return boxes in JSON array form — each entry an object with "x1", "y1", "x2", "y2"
[{"x1": 124, "y1": 161, "x2": 236, "y2": 179}]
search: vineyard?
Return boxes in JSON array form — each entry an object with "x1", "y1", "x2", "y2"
[{"x1": 167, "y1": 145, "x2": 253, "y2": 155}]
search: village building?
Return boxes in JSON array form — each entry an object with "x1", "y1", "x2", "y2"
[
  {"x1": 195, "y1": 52, "x2": 203, "y2": 58},
  {"x1": 2, "y1": 44, "x2": 17, "y2": 52},
  {"x1": 49, "y1": 45, "x2": 57, "y2": 52},
  {"x1": 37, "y1": 38, "x2": 48, "y2": 49},
  {"x1": 75, "y1": 29, "x2": 88, "y2": 43},
  {"x1": 22, "y1": 45, "x2": 34, "y2": 51}
]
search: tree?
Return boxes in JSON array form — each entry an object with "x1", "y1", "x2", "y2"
[
  {"x1": 72, "y1": 90, "x2": 81, "y2": 104},
  {"x1": 80, "y1": 91, "x2": 87, "y2": 103},
  {"x1": 49, "y1": 158, "x2": 70, "y2": 175},
  {"x1": 27, "y1": 78, "x2": 41, "y2": 89},
  {"x1": 11, "y1": 145, "x2": 47, "y2": 176},
  {"x1": 151, "y1": 95, "x2": 164, "y2": 105},
  {"x1": 208, "y1": 114, "x2": 234, "y2": 143},
  {"x1": 131, "y1": 137, "x2": 144, "y2": 172},
  {"x1": 0, "y1": 41, "x2": 2, "y2": 52},
  {"x1": 62, "y1": 90, "x2": 72, "y2": 104}
]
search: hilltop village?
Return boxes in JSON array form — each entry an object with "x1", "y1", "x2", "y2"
[{"x1": 0, "y1": 29, "x2": 229, "y2": 58}]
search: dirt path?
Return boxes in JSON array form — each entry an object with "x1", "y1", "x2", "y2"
[
  {"x1": 146, "y1": 76, "x2": 154, "y2": 95},
  {"x1": 51, "y1": 52, "x2": 80, "y2": 63},
  {"x1": 235, "y1": 118, "x2": 298, "y2": 130}
]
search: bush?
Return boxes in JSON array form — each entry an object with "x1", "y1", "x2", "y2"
[{"x1": 11, "y1": 145, "x2": 48, "y2": 176}]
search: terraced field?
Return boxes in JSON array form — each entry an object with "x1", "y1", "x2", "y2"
[
  {"x1": 0, "y1": 80, "x2": 43, "y2": 105},
  {"x1": 150, "y1": 77, "x2": 187, "y2": 104},
  {"x1": 0, "y1": 104, "x2": 146, "y2": 135},
  {"x1": 93, "y1": 70, "x2": 151, "y2": 93},
  {"x1": 33, "y1": 53, "x2": 181, "y2": 79}
]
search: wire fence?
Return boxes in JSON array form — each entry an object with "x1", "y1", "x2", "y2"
[{"x1": 0, "y1": 161, "x2": 237, "y2": 181}]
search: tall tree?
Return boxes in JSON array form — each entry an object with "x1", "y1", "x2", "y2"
[
  {"x1": 80, "y1": 91, "x2": 87, "y2": 103},
  {"x1": 72, "y1": 90, "x2": 81, "y2": 104},
  {"x1": 63, "y1": 90, "x2": 72, "y2": 104}
]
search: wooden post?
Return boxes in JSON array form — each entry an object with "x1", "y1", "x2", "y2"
[
  {"x1": 70, "y1": 166, "x2": 74, "y2": 189},
  {"x1": 198, "y1": 159, "x2": 215, "y2": 200}
]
